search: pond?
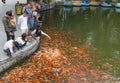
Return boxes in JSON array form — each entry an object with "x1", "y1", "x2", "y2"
[{"x1": 42, "y1": 6, "x2": 120, "y2": 77}]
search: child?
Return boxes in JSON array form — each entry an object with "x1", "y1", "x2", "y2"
[
  {"x1": 15, "y1": 33, "x2": 27, "y2": 49},
  {"x1": 18, "y1": 11, "x2": 29, "y2": 34}
]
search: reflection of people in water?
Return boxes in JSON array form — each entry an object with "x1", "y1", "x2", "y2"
[{"x1": 2, "y1": 0, "x2": 6, "y2": 4}]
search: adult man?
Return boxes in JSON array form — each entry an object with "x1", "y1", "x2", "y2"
[
  {"x1": 3, "y1": 40, "x2": 19, "y2": 58},
  {"x1": 2, "y1": 11, "x2": 15, "y2": 41},
  {"x1": 22, "y1": 4, "x2": 35, "y2": 29}
]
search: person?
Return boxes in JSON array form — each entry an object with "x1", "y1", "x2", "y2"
[
  {"x1": 22, "y1": 3, "x2": 29, "y2": 13},
  {"x1": 22, "y1": 4, "x2": 35, "y2": 29},
  {"x1": 2, "y1": 11, "x2": 15, "y2": 41},
  {"x1": 34, "y1": 13, "x2": 42, "y2": 29},
  {"x1": 32, "y1": 6, "x2": 37, "y2": 27},
  {"x1": 27, "y1": 13, "x2": 50, "y2": 41},
  {"x1": 15, "y1": 1, "x2": 23, "y2": 15},
  {"x1": 27, "y1": 28, "x2": 38, "y2": 42},
  {"x1": 36, "y1": 4, "x2": 42, "y2": 13},
  {"x1": 3, "y1": 40, "x2": 19, "y2": 58},
  {"x1": 28, "y1": 5, "x2": 36, "y2": 29},
  {"x1": 2, "y1": 0, "x2": 5, "y2": 4},
  {"x1": 34, "y1": 15, "x2": 51, "y2": 39},
  {"x1": 15, "y1": 33, "x2": 27, "y2": 49},
  {"x1": 33, "y1": 15, "x2": 48, "y2": 37},
  {"x1": 17, "y1": 11, "x2": 29, "y2": 34},
  {"x1": 27, "y1": 27, "x2": 51, "y2": 42}
]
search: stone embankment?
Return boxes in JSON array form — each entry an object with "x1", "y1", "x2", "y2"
[{"x1": 0, "y1": 38, "x2": 40, "y2": 74}]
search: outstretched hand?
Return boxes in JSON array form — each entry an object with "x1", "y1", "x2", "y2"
[{"x1": 48, "y1": 36, "x2": 51, "y2": 40}]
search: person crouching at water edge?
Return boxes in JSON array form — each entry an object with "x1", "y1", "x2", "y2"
[
  {"x1": 28, "y1": 28, "x2": 51, "y2": 42},
  {"x1": 15, "y1": 33, "x2": 27, "y2": 49},
  {"x1": 17, "y1": 11, "x2": 29, "y2": 34},
  {"x1": 32, "y1": 15, "x2": 51, "y2": 39},
  {"x1": 3, "y1": 40, "x2": 19, "y2": 58}
]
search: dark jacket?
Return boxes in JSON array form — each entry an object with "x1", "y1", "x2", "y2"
[{"x1": 2, "y1": 16, "x2": 13, "y2": 32}]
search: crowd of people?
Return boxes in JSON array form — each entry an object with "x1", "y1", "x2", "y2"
[{"x1": 2, "y1": 3, "x2": 51, "y2": 58}]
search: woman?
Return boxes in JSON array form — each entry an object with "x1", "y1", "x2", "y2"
[{"x1": 2, "y1": 11, "x2": 15, "y2": 41}]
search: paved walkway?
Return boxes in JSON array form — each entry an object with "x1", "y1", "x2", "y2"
[{"x1": 0, "y1": 0, "x2": 27, "y2": 61}]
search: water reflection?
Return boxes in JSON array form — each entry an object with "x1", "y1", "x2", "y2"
[
  {"x1": 81, "y1": 6, "x2": 89, "y2": 11},
  {"x1": 101, "y1": 7, "x2": 111, "y2": 11},
  {"x1": 43, "y1": 7, "x2": 120, "y2": 77},
  {"x1": 72, "y1": 7, "x2": 80, "y2": 14},
  {"x1": 115, "y1": 8, "x2": 120, "y2": 13},
  {"x1": 90, "y1": 7, "x2": 98, "y2": 11}
]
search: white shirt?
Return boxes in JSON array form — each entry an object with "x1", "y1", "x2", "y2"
[
  {"x1": 15, "y1": 37, "x2": 25, "y2": 45},
  {"x1": 18, "y1": 15, "x2": 28, "y2": 30},
  {"x1": 3, "y1": 40, "x2": 14, "y2": 53}
]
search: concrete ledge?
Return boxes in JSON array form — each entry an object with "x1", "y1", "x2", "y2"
[{"x1": 0, "y1": 37, "x2": 40, "y2": 73}]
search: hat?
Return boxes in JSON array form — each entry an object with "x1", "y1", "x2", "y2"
[{"x1": 6, "y1": 11, "x2": 12, "y2": 16}]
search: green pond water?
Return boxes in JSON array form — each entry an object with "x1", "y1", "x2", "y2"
[{"x1": 42, "y1": 7, "x2": 120, "y2": 77}]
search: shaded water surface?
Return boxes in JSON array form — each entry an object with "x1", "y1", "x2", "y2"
[{"x1": 43, "y1": 7, "x2": 120, "y2": 77}]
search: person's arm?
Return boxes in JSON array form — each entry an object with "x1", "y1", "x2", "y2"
[
  {"x1": 28, "y1": 30, "x2": 38, "y2": 41},
  {"x1": 20, "y1": 38, "x2": 27, "y2": 46},
  {"x1": 17, "y1": 16, "x2": 21, "y2": 25},
  {"x1": 41, "y1": 30, "x2": 51, "y2": 39},
  {"x1": 22, "y1": 7, "x2": 26, "y2": 13},
  {"x1": 22, "y1": 41, "x2": 27, "y2": 47},
  {"x1": 9, "y1": 45, "x2": 14, "y2": 54}
]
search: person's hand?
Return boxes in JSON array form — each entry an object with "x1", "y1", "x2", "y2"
[
  {"x1": 11, "y1": 52, "x2": 14, "y2": 55},
  {"x1": 9, "y1": 32, "x2": 13, "y2": 36},
  {"x1": 48, "y1": 36, "x2": 51, "y2": 40},
  {"x1": 35, "y1": 38, "x2": 39, "y2": 43}
]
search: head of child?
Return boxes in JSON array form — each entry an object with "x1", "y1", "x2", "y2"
[
  {"x1": 13, "y1": 41, "x2": 19, "y2": 49},
  {"x1": 21, "y1": 33, "x2": 27, "y2": 41}
]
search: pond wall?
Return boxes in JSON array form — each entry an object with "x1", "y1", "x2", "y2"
[{"x1": 0, "y1": 38, "x2": 40, "y2": 74}]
